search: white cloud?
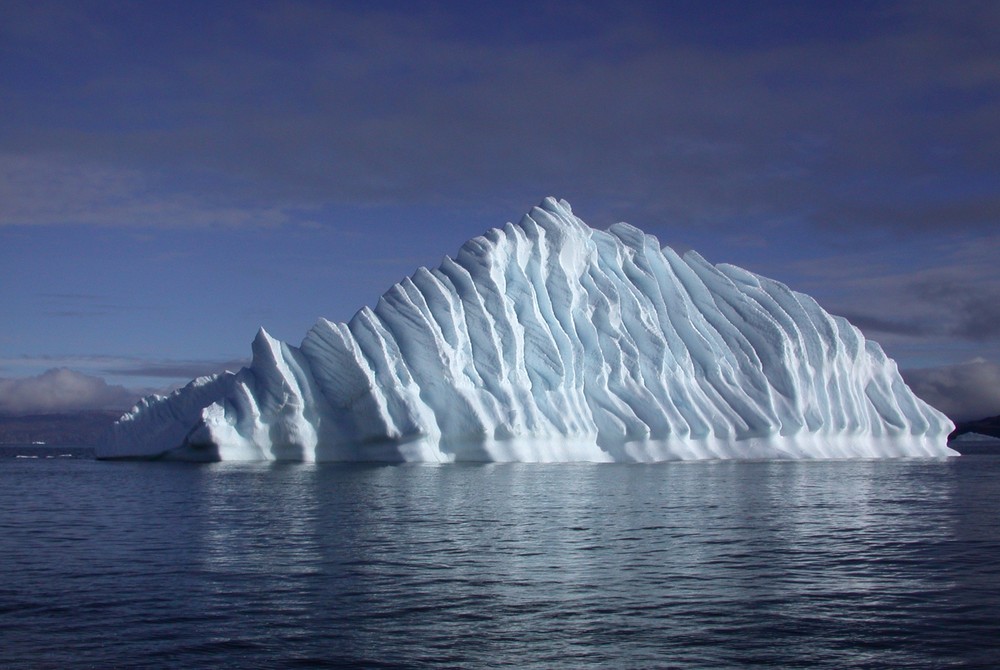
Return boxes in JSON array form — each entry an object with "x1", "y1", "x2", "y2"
[{"x1": 0, "y1": 368, "x2": 141, "y2": 415}]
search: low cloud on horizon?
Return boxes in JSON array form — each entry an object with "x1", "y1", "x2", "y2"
[
  {"x1": 0, "y1": 368, "x2": 143, "y2": 415},
  {"x1": 0, "y1": 354, "x2": 250, "y2": 415}
]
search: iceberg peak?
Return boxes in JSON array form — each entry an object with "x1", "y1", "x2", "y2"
[{"x1": 99, "y1": 198, "x2": 955, "y2": 461}]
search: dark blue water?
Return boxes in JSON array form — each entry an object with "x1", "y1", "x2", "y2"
[{"x1": 3, "y1": 445, "x2": 1000, "y2": 669}]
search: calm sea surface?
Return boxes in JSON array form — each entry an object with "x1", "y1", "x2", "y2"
[{"x1": 2, "y1": 444, "x2": 999, "y2": 669}]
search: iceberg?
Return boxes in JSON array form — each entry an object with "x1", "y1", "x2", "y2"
[{"x1": 98, "y1": 198, "x2": 956, "y2": 461}]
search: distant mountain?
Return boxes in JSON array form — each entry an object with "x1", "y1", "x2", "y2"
[
  {"x1": 0, "y1": 411, "x2": 122, "y2": 446},
  {"x1": 950, "y1": 415, "x2": 1000, "y2": 440}
]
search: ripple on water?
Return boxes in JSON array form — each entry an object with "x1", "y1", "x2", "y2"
[{"x1": 1, "y1": 454, "x2": 1000, "y2": 668}]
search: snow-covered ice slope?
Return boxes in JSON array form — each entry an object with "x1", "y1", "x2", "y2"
[{"x1": 98, "y1": 198, "x2": 956, "y2": 461}]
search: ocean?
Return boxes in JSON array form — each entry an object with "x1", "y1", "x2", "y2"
[{"x1": 2, "y1": 444, "x2": 999, "y2": 669}]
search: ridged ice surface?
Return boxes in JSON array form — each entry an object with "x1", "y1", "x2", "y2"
[{"x1": 98, "y1": 198, "x2": 955, "y2": 461}]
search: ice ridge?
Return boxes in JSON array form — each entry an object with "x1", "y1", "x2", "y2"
[{"x1": 98, "y1": 198, "x2": 956, "y2": 461}]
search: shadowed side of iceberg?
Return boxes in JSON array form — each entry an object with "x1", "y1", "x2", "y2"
[{"x1": 96, "y1": 197, "x2": 956, "y2": 461}]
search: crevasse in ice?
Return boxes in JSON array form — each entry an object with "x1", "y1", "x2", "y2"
[{"x1": 97, "y1": 198, "x2": 956, "y2": 461}]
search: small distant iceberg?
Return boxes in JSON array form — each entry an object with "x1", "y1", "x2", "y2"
[{"x1": 98, "y1": 198, "x2": 955, "y2": 462}]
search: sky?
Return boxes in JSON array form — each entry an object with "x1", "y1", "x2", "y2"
[{"x1": 1, "y1": 0, "x2": 998, "y2": 421}]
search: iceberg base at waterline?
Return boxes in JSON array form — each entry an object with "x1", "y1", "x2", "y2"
[
  {"x1": 116, "y1": 431, "x2": 956, "y2": 464},
  {"x1": 97, "y1": 198, "x2": 956, "y2": 462}
]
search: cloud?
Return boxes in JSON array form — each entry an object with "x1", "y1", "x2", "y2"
[
  {"x1": 835, "y1": 279, "x2": 1000, "y2": 343},
  {"x1": 903, "y1": 359, "x2": 1000, "y2": 422},
  {"x1": 835, "y1": 312, "x2": 934, "y2": 338},
  {"x1": 0, "y1": 153, "x2": 299, "y2": 228},
  {"x1": 0, "y1": 368, "x2": 141, "y2": 415},
  {"x1": 104, "y1": 359, "x2": 249, "y2": 379},
  {"x1": 0, "y1": 354, "x2": 249, "y2": 380},
  {"x1": 785, "y1": 236, "x2": 1000, "y2": 345},
  {"x1": 910, "y1": 278, "x2": 1000, "y2": 342},
  {"x1": 1, "y1": 2, "x2": 997, "y2": 235}
]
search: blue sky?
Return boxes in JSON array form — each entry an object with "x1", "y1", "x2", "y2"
[{"x1": 1, "y1": 0, "x2": 999, "y2": 420}]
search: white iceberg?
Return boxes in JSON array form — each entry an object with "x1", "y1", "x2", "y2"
[{"x1": 98, "y1": 198, "x2": 956, "y2": 461}]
